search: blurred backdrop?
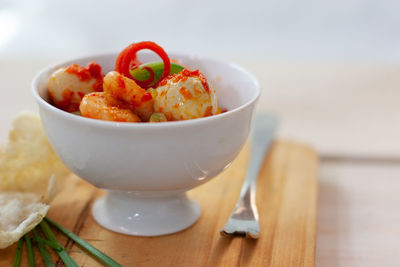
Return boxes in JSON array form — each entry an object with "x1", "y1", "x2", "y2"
[
  {"x1": 0, "y1": 0, "x2": 399, "y2": 157},
  {"x1": 2, "y1": 1, "x2": 400, "y2": 266}
]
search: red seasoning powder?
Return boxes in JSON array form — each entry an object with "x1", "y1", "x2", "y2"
[
  {"x1": 159, "y1": 69, "x2": 210, "y2": 93},
  {"x1": 65, "y1": 61, "x2": 104, "y2": 92},
  {"x1": 179, "y1": 87, "x2": 193, "y2": 99}
]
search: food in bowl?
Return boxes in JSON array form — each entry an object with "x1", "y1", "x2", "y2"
[
  {"x1": 32, "y1": 49, "x2": 261, "y2": 236},
  {"x1": 47, "y1": 41, "x2": 221, "y2": 122}
]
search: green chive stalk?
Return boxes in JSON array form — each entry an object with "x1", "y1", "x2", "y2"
[
  {"x1": 33, "y1": 228, "x2": 55, "y2": 267},
  {"x1": 40, "y1": 221, "x2": 78, "y2": 267},
  {"x1": 13, "y1": 238, "x2": 23, "y2": 267},
  {"x1": 45, "y1": 217, "x2": 122, "y2": 267},
  {"x1": 33, "y1": 236, "x2": 63, "y2": 252},
  {"x1": 24, "y1": 234, "x2": 34, "y2": 267}
]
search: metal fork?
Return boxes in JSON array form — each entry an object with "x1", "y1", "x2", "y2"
[{"x1": 220, "y1": 114, "x2": 276, "y2": 239}]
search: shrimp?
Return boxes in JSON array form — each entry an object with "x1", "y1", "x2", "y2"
[
  {"x1": 79, "y1": 92, "x2": 141, "y2": 122},
  {"x1": 103, "y1": 71, "x2": 153, "y2": 121}
]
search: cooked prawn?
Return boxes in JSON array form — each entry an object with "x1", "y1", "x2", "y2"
[
  {"x1": 103, "y1": 71, "x2": 153, "y2": 121},
  {"x1": 79, "y1": 92, "x2": 141, "y2": 122}
]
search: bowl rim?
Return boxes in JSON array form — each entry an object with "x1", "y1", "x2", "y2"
[{"x1": 32, "y1": 52, "x2": 261, "y2": 129}]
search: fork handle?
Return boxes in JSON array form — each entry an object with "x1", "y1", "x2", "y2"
[
  {"x1": 221, "y1": 114, "x2": 277, "y2": 237},
  {"x1": 239, "y1": 115, "x2": 276, "y2": 202}
]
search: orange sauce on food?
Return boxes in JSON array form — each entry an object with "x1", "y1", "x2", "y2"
[
  {"x1": 158, "y1": 69, "x2": 210, "y2": 93},
  {"x1": 165, "y1": 112, "x2": 174, "y2": 121},
  {"x1": 55, "y1": 89, "x2": 79, "y2": 112},
  {"x1": 87, "y1": 62, "x2": 103, "y2": 79},
  {"x1": 204, "y1": 106, "x2": 212, "y2": 117},
  {"x1": 179, "y1": 87, "x2": 192, "y2": 99},
  {"x1": 110, "y1": 73, "x2": 152, "y2": 109},
  {"x1": 193, "y1": 88, "x2": 202, "y2": 95},
  {"x1": 93, "y1": 80, "x2": 103, "y2": 92},
  {"x1": 65, "y1": 61, "x2": 104, "y2": 92},
  {"x1": 158, "y1": 76, "x2": 170, "y2": 87},
  {"x1": 65, "y1": 64, "x2": 91, "y2": 80},
  {"x1": 53, "y1": 62, "x2": 104, "y2": 112},
  {"x1": 141, "y1": 92, "x2": 152, "y2": 102},
  {"x1": 127, "y1": 95, "x2": 141, "y2": 108},
  {"x1": 117, "y1": 75, "x2": 126, "y2": 88}
]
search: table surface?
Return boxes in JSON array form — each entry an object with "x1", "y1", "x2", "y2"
[
  {"x1": 0, "y1": 141, "x2": 318, "y2": 266},
  {"x1": 0, "y1": 58, "x2": 399, "y2": 266}
]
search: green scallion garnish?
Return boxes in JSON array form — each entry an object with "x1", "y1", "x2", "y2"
[
  {"x1": 24, "y1": 234, "x2": 34, "y2": 267},
  {"x1": 13, "y1": 238, "x2": 23, "y2": 267},
  {"x1": 45, "y1": 217, "x2": 122, "y2": 267},
  {"x1": 33, "y1": 228, "x2": 56, "y2": 267},
  {"x1": 40, "y1": 221, "x2": 78, "y2": 267},
  {"x1": 34, "y1": 235, "x2": 64, "y2": 252}
]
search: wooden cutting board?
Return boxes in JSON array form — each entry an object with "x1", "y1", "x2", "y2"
[{"x1": 0, "y1": 141, "x2": 318, "y2": 266}]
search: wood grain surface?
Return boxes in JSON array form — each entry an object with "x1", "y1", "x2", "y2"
[{"x1": 0, "y1": 141, "x2": 318, "y2": 266}]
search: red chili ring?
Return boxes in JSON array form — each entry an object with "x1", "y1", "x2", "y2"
[{"x1": 115, "y1": 41, "x2": 171, "y2": 88}]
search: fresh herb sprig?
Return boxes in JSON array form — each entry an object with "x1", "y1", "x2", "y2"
[
  {"x1": 12, "y1": 238, "x2": 23, "y2": 267},
  {"x1": 24, "y1": 234, "x2": 34, "y2": 267},
  {"x1": 40, "y1": 220, "x2": 78, "y2": 267},
  {"x1": 45, "y1": 217, "x2": 122, "y2": 267},
  {"x1": 33, "y1": 228, "x2": 55, "y2": 267},
  {"x1": 13, "y1": 217, "x2": 122, "y2": 267}
]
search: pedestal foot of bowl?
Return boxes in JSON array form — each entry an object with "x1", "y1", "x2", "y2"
[{"x1": 92, "y1": 191, "x2": 201, "y2": 236}]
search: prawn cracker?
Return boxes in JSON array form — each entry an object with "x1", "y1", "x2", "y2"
[
  {"x1": 0, "y1": 192, "x2": 49, "y2": 248},
  {"x1": 0, "y1": 111, "x2": 69, "y2": 248}
]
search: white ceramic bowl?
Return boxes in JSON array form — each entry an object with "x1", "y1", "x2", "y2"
[{"x1": 32, "y1": 52, "x2": 260, "y2": 236}]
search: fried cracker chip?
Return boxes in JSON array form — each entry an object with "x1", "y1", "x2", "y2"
[
  {"x1": 0, "y1": 192, "x2": 48, "y2": 248},
  {"x1": 0, "y1": 111, "x2": 69, "y2": 202},
  {"x1": 0, "y1": 111, "x2": 69, "y2": 248}
]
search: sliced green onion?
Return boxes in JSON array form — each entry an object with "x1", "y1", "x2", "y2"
[
  {"x1": 24, "y1": 234, "x2": 34, "y2": 267},
  {"x1": 33, "y1": 228, "x2": 55, "y2": 267},
  {"x1": 40, "y1": 221, "x2": 78, "y2": 267},
  {"x1": 130, "y1": 62, "x2": 184, "y2": 86},
  {"x1": 149, "y1": 113, "x2": 167, "y2": 123},
  {"x1": 13, "y1": 238, "x2": 23, "y2": 267},
  {"x1": 147, "y1": 88, "x2": 158, "y2": 98},
  {"x1": 45, "y1": 217, "x2": 122, "y2": 267}
]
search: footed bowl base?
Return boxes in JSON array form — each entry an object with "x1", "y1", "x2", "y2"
[{"x1": 92, "y1": 191, "x2": 201, "y2": 236}]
